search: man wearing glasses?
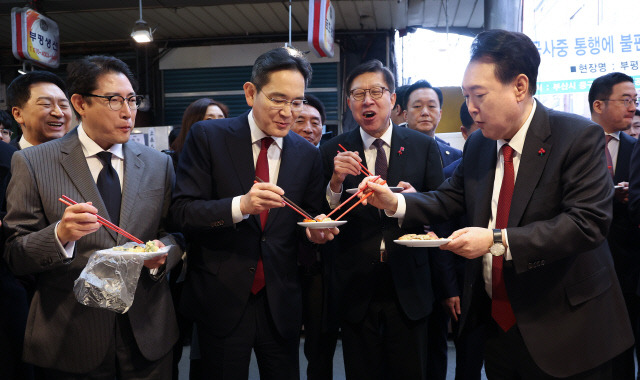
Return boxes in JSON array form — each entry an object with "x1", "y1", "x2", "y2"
[
  {"x1": 0, "y1": 110, "x2": 14, "y2": 144},
  {"x1": 318, "y1": 59, "x2": 443, "y2": 379},
  {"x1": 589, "y1": 71, "x2": 640, "y2": 380},
  {"x1": 3, "y1": 55, "x2": 182, "y2": 379},
  {"x1": 170, "y1": 47, "x2": 328, "y2": 380},
  {"x1": 6, "y1": 71, "x2": 72, "y2": 150}
]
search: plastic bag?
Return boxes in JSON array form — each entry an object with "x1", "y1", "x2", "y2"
[{"x1": 73, "y1": 246, "x2": 145, "y2": 313}]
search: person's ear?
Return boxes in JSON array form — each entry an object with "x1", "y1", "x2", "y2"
[{"x1": 243, "y1": 82, "x2": 257, "y2": 108}]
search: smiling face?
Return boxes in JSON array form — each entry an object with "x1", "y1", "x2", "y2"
[
  {"x1": 347, "y1": 71, "x2": 396, "y2": 138},
  {"x1": 404, "y1": 87, "x2": 441, "y2": 136},
  {"x1": 461, "y1": 60, "x2": 531, "y2": 141},
  {"x1": 291, "y1": 104, "x2": 323, "y2": 145},
  {"x1": 71, "y1": 72, "x2": 136, "y2": 150},
  {"x1": 244, "y1": 69, "x2": 306, "y2": 138},
  {"x1": 12, "y1": 82, "x2": 71, "y2": 145},
  {"x1": 204, "y1": 105, "x2": 225, "y2": 120}
]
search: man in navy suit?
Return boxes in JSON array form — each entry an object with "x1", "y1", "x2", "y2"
[
  {"x1": 589, "y1": 71, "x2": 639, "y2": 380},
  {"x1": 170, "y1": 47, "x2": 329, "y2": 380},
  {"x1": 362, "y1": 29, "x2": 632, "y2": 379},
  {"x1": 403, "y1": 80, "x2": 462, "y2": 168},
  {"x1": 320, "y1": 60, "x2": 443, "y2": 379}
]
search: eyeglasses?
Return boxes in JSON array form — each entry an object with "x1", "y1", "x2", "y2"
[
  {"x1": 81, "y1": 93, "x2": 144, "y2": 111},
  {"x1": 600, "y1": 98, "x2": 640, "y2": 108},
  {"x1": 260, "y1": 92, "x2": 307, "y2": 112},
  {"x1": 0, "y1": 129, "x2": 12, "y2": 138},
  {"x1": 349, "y1": 86, "x2": 390, "y2": 101}
]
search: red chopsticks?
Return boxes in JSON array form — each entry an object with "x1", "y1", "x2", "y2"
[
  {"x1": 335, "y1": 179, "x2": 387, "y2": 221},
  {"x1": 338, "y1": 143, "x2": 374, "y2": 177},
  {"x1": 58, "y1": 195, "x2": 144, "y2": 244},
  {"x1": 254, "y1": 176, "x2": 315, "y2": 220}
]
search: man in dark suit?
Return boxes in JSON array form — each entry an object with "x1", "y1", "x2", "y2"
[
  {"x1": 3, "y1": 55, "x2": 182, "y2": 379},
  {"x1": 362, "y1": 29, "x2": 633, "y2": 379},
  {"x1": 403, "y1": 80, "x2": 462, "y2": 168},
  {"x1": 403, "y1": 79, "x2": 462, "y2": 380},
  {"x1": 291, "y1": 93, "x2": 339, "y2": 380},
  {"x1": 320, "y1": 59, "x2": 443, "y2": 379},
  {"x1": 589, "y1": 71, "x2": 639, "y2": 380},
  {"x1": 7, "y1": 71, "x2": 72, "y2": 150},
  {"x1": 170, "y1": 47, "x2": 328, "y2": 380}
]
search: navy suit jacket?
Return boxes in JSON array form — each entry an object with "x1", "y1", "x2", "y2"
[
  {"x1": 402, "y1": 101, "x2": 632, "y2": 377},
  {"x1": 170, "y1": 111, "x2": 324, "y2": 341},
  {"x1": 435, "y1": 136, "x2": 462, "y2": 168},
  {"x1": 319, "y1": 125, "x2": 444, "y2": 324}
]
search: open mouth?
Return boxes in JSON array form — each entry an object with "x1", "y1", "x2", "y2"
[
  {"x1": 47, "y1": 122, "x2": 64, "y2": 128},
  {"x1": 363, "y1": 111, "x2": 376, "y2": 119}
]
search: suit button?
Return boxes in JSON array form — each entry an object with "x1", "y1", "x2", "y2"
[
  {"x1": 261, "y1": 237, "x2": 266, "y2": 242},
  {"x1": 249, "y1": 267, "x2": 256, "y2": 273}
]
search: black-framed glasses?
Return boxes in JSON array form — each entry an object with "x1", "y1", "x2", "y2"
[
  {"x1": 81, "y1": 93, "x2": 144, "y2": 111},
  {"x1": 349, "y1": 86, "x2": 390, "y2": 101},
  {"x1": 600, "y1": 98, "x2": 639, "y2": 108},
  {"x1": 260, "y1": 92, "x2": 307, "y2": 112},
  {"x1": 0, "y1": 129, "x2": 12, "y2": 138}
]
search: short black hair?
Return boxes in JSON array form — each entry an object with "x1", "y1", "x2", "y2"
[
  {"x1": 459, "y1": 101, "x2": 475, "y2": 130},
  {"x1": 345, "y1": 60, "x2": 395, "y2": 97},
  {"x1": 0, "y1": 109, "x2": 13, "y2": 129},
  {"x1": 470, "y1": 29, "x2": 540, "y2": 96},
  {"x1": 7, "y1": 71, "x2": 68, "y2": 109},
  {"x1": 251, "y1": 47, "x2": 312, "y2": 91},
  {"x1": 636, "y1": 109, "x2": 640, "y2": 117},
  {"x1": 304, "y1": 93, "x2": 326, "y2": 124},
  {"x1": 394, "y1": 84, "x2": 410, "y2": 110},
  {"x1": 403, "y1": 80, "x2": 443, "y2": 110},
  {"x1": 66, "y1": 55, "x2": 137, "y2": 118},
  {"x1": 588, "y1": 72, "x2": 635, "y2": 114}
]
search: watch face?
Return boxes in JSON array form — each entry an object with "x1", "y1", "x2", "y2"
[{"x1": 490, "y1": 243, "x2": 506, "y2": 256}]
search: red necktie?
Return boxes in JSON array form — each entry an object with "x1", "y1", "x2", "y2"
[
  {"x1": 604, "y1": 135, "x2": 614, "y2": 178},
  {"x1": 492, "y1": 144, "x2": 517, "y2": 332},
  {"x1": 251, "y1": 137, "x2": 273, "y2": 294}
]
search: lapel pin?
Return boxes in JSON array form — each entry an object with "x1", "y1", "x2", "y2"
[
  {"x1": 538, "y1": 148, "x2": 546, "y2": 156},
  {"x1": 398, "y1": 146, "x2": 405, "y2": 156}
]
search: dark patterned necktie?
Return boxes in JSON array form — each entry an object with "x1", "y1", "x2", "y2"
[
  {"x1": 372, "y1": 139, "x2": 388, "y2": 180},
  {"x1": 492, "y1": 144, "x2": 516, "y2": 332},
  {"x1": 604, "y1": 135, "x2": 614, "y2": 178},
  {"x1": 251, "y1": 137, "x2": 273, "y2": 294},
  {"x1": 96, "y1": 151, "x2": 121, "y2": 226}
]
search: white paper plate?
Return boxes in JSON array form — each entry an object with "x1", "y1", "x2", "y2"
[
  {"x1": 393, "y1": 239, "x2": 451, "y2": 247},
  {"x1": 297, "y1": 221, "x2": 347, "y2": 229},
  {"x1": 345, "y1": 186, "x2": 403, "y2": 194},
  {"x1": 96, "y1": 244, "x2": 171, "y2": 260}
]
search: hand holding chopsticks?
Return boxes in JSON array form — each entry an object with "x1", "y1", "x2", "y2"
[
  {"x1": 58, "y1": 195, "x2": 144, "y2": 244},
  {"x1": 254, "y1": 176, "x2": 315, "y2": 220}
]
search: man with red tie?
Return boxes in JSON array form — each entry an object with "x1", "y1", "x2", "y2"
[
  {"x1": 589, "y1": 72, "x2": 639, "y2": 380},
  {"x1": 361, "y1": 29, "x2": 632, "y2": 379},
  {"x1": 170, "y1": 47, "x2": 329, "y2": 380}
]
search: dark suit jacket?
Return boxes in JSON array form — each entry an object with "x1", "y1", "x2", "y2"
[
  {"x1": 402, "y1": 101, "x2": 632, "y2": 378},
  {"x1": 8, "y1": 138, "x2": 20, "y2": 151},
  {"x1": 608, "y1": 132, "x2": 640, "y2": 294},
  {"x1": 435, "y1": 137, "x2": 462, "y2": 169},
  {"x1": 319, "y1": 125, "x2": 444, "y2": 324},
  {"x1": 170, "y1": 111, "x2": 324, "y2": 341},
  {"x1": 2, "y1": 128, "x2": 182, "y2": 373}
]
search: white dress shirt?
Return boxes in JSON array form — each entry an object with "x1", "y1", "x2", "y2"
[{"x1": 231, "y1": 110, "x2": 284, "y2": 223}]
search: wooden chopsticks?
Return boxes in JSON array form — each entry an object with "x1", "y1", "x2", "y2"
[
  {"x1": 254, "y1": 176, "x2": 315, "y2": 220},
  {"x1": 58, "y1": 195, "x2": 144, "y2": 244}
]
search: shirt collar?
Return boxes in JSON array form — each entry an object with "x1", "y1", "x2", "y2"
[
  {"x1": 248, "y1": 109, "x2": 284, "y2": 150},
  {"x1": 605, "y1": 130, "x2": 621, "y2": 141},
  {"x1": 18, "y1": 135, "x2": 34, "y2": 149},
  {"x1": 78, "y1": 123, "x2": 124, "y2": 159},
  {"x1": 360, "y1": 119, "x2": 393, "y2": 149},
  {"x1": 496, "y1": 99, "x2": 537, "y2": 156}
]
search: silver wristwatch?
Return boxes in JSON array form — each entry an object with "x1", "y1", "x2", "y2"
[{"x1": 489, "y1": 229, "x2": 506, "y2": 257}]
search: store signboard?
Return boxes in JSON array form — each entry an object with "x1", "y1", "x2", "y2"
[
  {"x1": 11, "y1": 7, "x2": 60, "y2": 68},
  {"x1": 308, "y1": 0, "x2": 335, "y2": 58}
]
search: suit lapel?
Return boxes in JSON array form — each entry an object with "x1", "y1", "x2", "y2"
[
  {"x1": 388, "y1": 125, "x2": 407, "y2": 187},
  {"x1": 472, "y1": 138, "x2": 498, "y2": 227},
  {"x1": 60, "y1": 130, "x2": 118, "y2": 242},
  {"x1": 614, "y1": 133, "x2": 633, "y2": 182},
  {"x1": 119, "y1": 142, "x2": 143, "y2": 245},
  {"x1": 268, "y1": 133, "x2": 298, "y2": 229},
  {"x1": 508, "y1": 102, "x2": 552, "y2": 227},
  {"x1": 225, "y1": 113, "x2": 260, "y2": 230}
]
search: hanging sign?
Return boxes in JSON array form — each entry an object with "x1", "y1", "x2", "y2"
[
  {"x1": 308, "y1": 0, "x2": 335, "y2": 58},
  {"x1": 12, "y1": 7, "x2": 60, "y2": 68}
]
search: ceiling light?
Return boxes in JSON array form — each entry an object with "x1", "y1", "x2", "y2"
[{"x1": 131, "y1": 0, "x2": 153, "y2": 43}]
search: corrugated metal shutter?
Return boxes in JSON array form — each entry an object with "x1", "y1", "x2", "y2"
[{"x1": 162, "y1": 63, "x2": 338, "y2": 127}]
